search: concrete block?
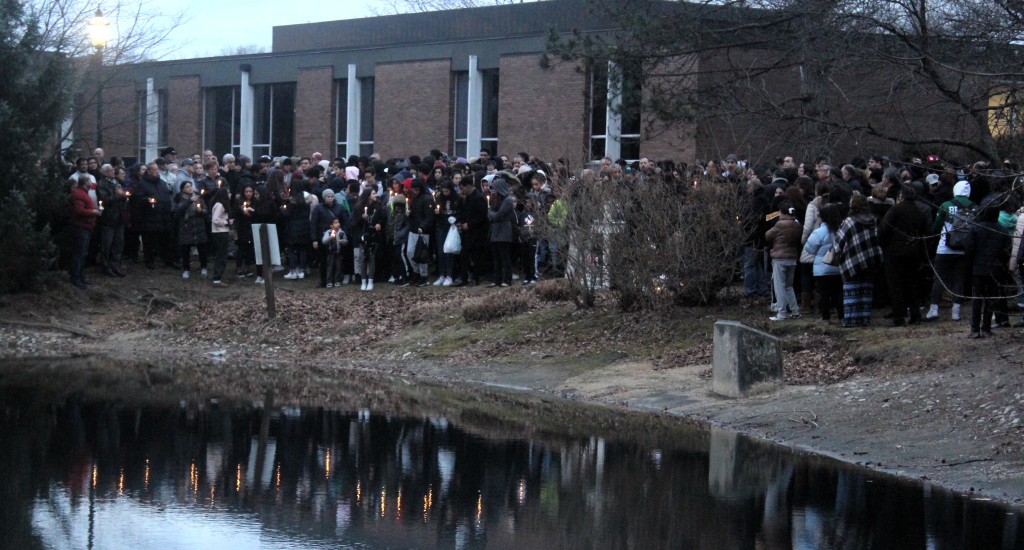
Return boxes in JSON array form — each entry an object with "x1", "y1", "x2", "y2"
[{"x1": 712, "y1": 320, "x2": 783, "y2": 398}]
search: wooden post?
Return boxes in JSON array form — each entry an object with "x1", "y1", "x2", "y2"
[{"x1": 259, "y1": 224, "x2": 276, "y2": 320}]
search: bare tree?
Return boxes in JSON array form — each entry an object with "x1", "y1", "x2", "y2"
[
  {"x1": 371, "y1": 0, "x2": 539, "y2": 15},
  {"x1": 547, "y1": 0, "x2": 1024, "y2": 164}
]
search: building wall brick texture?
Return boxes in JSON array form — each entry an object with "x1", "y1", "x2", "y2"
[
  {"x1": 373, "y1": 60, "x2": 452, "y2": 159},
  {"x1": 295, "y1": 67, "x2": 334, "y2": 159},
  {"x1": 498, "y1": 55, "x2": 588, "y2": 163},
  {"x1": 167, "y1": 76, "x2": 201, "y2": 157}
]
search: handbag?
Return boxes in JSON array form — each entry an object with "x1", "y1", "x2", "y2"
[
  {"x1": 443, "y1": 225, "x2": 462, "y2": 254},
  {"x1": 822, "y1": 245, "x2": 839, "y2": 266},
  {"x1": 413, "y1": 234, "x2": 430, "y2": 264}
]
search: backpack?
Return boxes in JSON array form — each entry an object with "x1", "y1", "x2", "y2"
[{"x1": 944, "y1": 201, "x2": 976, "y2": 250}]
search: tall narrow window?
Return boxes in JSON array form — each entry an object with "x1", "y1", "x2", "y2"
[
  {"x1": 619, "y1": 64, "x2": 642, "y2": 162},
  {"x1": 335, "y1": 79, "x2": 348, "y2": 159},
  {"x1": 203, "y1": 86, "x2": 241, "y2": 158},
  {"x1": 359, "y1": 77, "x2": 375, "y2": 157},
  {"x1": 480, "y1": 69, "x2": 499, "y2": 156},
  {"x1": 252, "y1": 83, "x2": 296, "y2": 158},
  {"x1": 453, "y1": 72, "x2": 468, "y2": 158},
  {"x1": 157, "y1": 89, "x2": 169, "y2": 153},
  {"x1": 137, "y1": 90, "x2": 148, "y2": 161},
  {"x1": 589, "y1": 62, "x2": 608, "y2": 161}
]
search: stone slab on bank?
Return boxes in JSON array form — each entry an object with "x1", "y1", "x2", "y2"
[{"x1": 712, "y1": 320, "x2": 783, "y2": 398}]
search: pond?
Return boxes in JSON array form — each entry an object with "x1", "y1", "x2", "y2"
[{"x1": 0, "y1": 383, "x2": 1021, "y2": 550}]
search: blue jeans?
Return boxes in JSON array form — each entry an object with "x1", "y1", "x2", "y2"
[
  {"x1": 743, "y1": 246, "x2": 769, "y2": 296},
  {"x1": 69, "y1": 226, "x2": 92, "y2": 285},
  {"x1": 772, "y1": 259, "x2": 799, "y2": 317}
]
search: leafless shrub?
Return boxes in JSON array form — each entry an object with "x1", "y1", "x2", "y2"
[{"x1": 532, "y1": 278, "x2": 575, "y2": 302}]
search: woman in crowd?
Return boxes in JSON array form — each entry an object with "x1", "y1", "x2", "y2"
[
  {"x1": 350, "y1": 188, "x2": 388, "y2": 290},
  {"x1": 765, "y1": 200, "x2": 802, "y2": 320},
  {"x1": 433, "y1": 179, "x2": 461, "y2": 286},
  {"x1": 487, "y1": 175, "x2": 516, "y2": 287},
  {"x1": 68, "y1": 175, "x2": 100, "y2": 290},
  {"x1": 233, "y1": 184, "x2": 256, "y2": 278},
  {"x1": 803, "y1": 204, "x2": 846, "y2": 322},
  {"x1": 175, "y1": 180, "x2": 209, "y2": 279},
  {"x1": 209, "y1": 187, "x2": 231, "y2": 288},
  {"x1": 282, "y1": 180, "x2": 311, "y2": 280},
  {"x1": 834, "y1": 191, "x2": 883, "y2": 327}
]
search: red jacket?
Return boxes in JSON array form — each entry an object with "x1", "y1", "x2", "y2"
[{"x1": 69, "y1": 187, "x2": 97, "y2": 231}]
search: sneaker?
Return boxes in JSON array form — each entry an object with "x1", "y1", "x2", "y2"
[
  {"x1": 769, "y1": 315, "x2": 789, "y2": 321},
  {"x1": 212, "y1": 280, "x2": 227, "y2": 288},
  {"x1": 951, "y1": 304, "x2": 962, "y2": 321},
  {"x1": 397, "y1": 279, "x2": 410, "y2": 287},
  {"x1": 388, "y1": 276, "x2": 396, "y2": 283},
  {"x1": 433, "y1": 277, "x2": 444, "y2": 286},
  {"x1": 182, "y1": 270, "x2": 190, "y2": 279},
  {"x1": 512, "y1": 273, "x2": 519, "y2": 280},
  {"x1": 366, "y1": 280, "x2": 374, "y2": 291},
  {"x1": 361, "y1": 279, "x2": 368, "y2": 291},
  {"x1": 342, "y1": 275, "x2": 350, "y2": 285},
  {"x1": 442, "y1": 276, "x2": 452, "y2": 287},
  {"x1": 284, "y1": 270, "x2": 297, "y2": 280},
  {"x1": 200, "y1": 268, "x2": 208, "y2": 277},
  {"x1": 298, "y1": 271, "x2": 305, "y2": 279},
  {"x1": 452, "y1": 277, "x2": 463, "y2": 286},
  {"x1": 254, "y1": 276, "x2": 265, "y2": 284},
  {"x1": 326, "y1": 282, "x2": 334, "y2": 288},
  {"x1": 925, "y1": 305, "x2": 939, "y2": 320},
  {"x1": 272, "y1": 265, "x2": 285, "y2": 272},
  {"x1": 791, "y1": 311, "x2": 801, "y2": 319},
  {"x1": 415, "y1": 279, "x2": 428, "y2": 287}
]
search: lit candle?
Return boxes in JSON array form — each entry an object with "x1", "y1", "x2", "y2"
[
  {"x1": 364, "y1": 206, "x2": 368, "y2": 216},
  {"x1": 283, "y1": 204, "x2": 288, "y2": 210},
  {"x1": 217, "y1": 179, "x2": 222, "y2": 188},
  {"x1": 98, "y1": 200, "x2": 104, "y2": 212},
  {"x1": 149, "y1": 198, "x2": 156, "y2": 208},
  {"x1": 243, "y1": 202, "x2": 248, "y2": 208}
]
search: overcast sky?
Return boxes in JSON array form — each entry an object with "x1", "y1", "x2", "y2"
[{"x1": 157, "y1": 0, "x2": 381, "y2": 60}]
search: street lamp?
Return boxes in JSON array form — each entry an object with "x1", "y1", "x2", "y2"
[{"x1": 87, "y1": 9, "x2": 109, "y2": 148}]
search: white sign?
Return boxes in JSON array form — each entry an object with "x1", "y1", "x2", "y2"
[{"x1": 252, "y1": 223, "x2": 282, "y2": 266}]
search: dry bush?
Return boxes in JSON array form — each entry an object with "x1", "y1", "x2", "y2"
[
  {"x1": 532, "y1": 278, "x2": 575, "y2": 302},
  {"x1": 461, "y1": 291, "x2": 534, "y2": 323},
  {"x1": 603, "y1": 179, "x2": 744, "y2": 310}
]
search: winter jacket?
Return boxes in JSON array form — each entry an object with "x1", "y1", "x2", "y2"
[
  {"x1": 134, "y1": 173, "x2": 173, "y2": 232},
  {"x1": 211, "y1": 202, "x2": 230, "y2": 235},
  {"x1": 964, "y1": 221, "x2": 1010, "y2": 278},
  {"x1": 802, "y1": 224, "x2": 840, "y2": 277},
  {"x1": 459, "y1": 188, "x2": 489, "y2": 249},
  {"x1": 801, "y1": 197, "x2": 825, "y2": 244},
  {"x1": 488, "y1": 178, "x2": 516, "y2": 243},
  {"x1": 282, "y1": 194, "x2": 311, "y2": 246},
  {"x1": 878, "y1": 200, "x2": 928, "y2": 259},
  {"x1": 175, "y1": 193, "x2": 209, "y2": 246},
  {"x1": 932, "y1": 195, "x2": 974, "y2": 256},
  {"x1": 407, "y1": 191, "x2": 436, "y2": 235},
  {"x1": 834, "y1": 213, "x2": 883, "y2": 281},
  {"x1": 311, "y1": 200, "x2": 347, "y2": 243},
  {"x1": 389, "y1": 204, "x2": 410, "y2": 246},
  {"x1": 322, "y1": 227, "x2": 347, "y2": 253},
  {"x1": 68, "y1": 187, "x2": 97, "y2": 231},
  {"x1": 765, "y1": 213, "x2": 802, "y2": 260},
  {"x1": 349, "y1": 201, "x2": 388, "y2": 247},
  {"x1": 96, "y1": 177, "x2": 126, "y2": 227}
]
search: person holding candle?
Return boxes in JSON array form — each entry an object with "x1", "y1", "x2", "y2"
[
  {"x1": 311, "y1": 188, "x2": 348, "y2": 288},
  {"x1": 67, "y1": 175, "x2": 101, "y2": 289},
  {"x1": 96, "y1": 163, "x2": 127, "y2": 277},
  {"x1": 135, "y1": 162, "x2": 176, "y2": 270},
  {"x1": 405, "y1": 181, "x2": 436, "y2": 287},
  {"x1": 487, "y1": 175, "x2": 516, "y2": 287},
  {"x1": 175, "y1": 181, "x2": 210, "y2": 279},
  {"x1": 209, "y1": 187, "x2": 232, "y2": 287},
  {"x1": 321, "y1": 218, "x2": 347, "y2": 287},
  {"x1": 233, "y1": 185, "x2": 257, "y2": 278},
  {"x1": 282, "y1": 181, "x2": 312, "y2": 280},
  {"x1": 388, "y1": 194, "x2": 411, "y2": 286},
  {"x1": 433, "y1": 179, "x2": 462, "y2": 286},
  {"x1": 350, "y1": 188, "x2": 387, "y2": 291}
]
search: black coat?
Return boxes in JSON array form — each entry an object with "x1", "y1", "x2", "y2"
[
  {"x1": 135, "y1": 173, "x2": 173, "y2": 232},
  {"x1": 964, "y1": 221, "x2": 1010, "y2": 278},
  {"x1": 458, "y1": 189, "x2": 489, "y2": 249},
  {"x1": 878, "y1": 200, "x2": 928, "y2": 259},
  {"x1": 408, "y1": 191, "x2": 436, "y2": 235},
  {"x1": 175, "y1": 193, "x2": 210, "y2": 246}
]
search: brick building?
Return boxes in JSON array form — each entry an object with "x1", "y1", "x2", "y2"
[{"x1": 73, "y1": 0, "x2": 977, "y2": 167}]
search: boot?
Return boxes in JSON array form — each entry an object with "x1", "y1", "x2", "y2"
[
  {"x1": 951, "y1": 303, "x2": 962, "y2": 321},
  {"x1": 926, "y1": 304, "x2": 939, "y2": 320}
]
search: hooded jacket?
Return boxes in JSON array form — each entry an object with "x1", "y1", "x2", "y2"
[{"x1": 487, "y1": 177, "x2": 516, "y2": 243}]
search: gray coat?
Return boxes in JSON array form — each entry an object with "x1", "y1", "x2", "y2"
[
  {"x1": 488, "y1": 178, "x2": 516, "y2": 243},
  {"x1": 176, "y1": 193, "x2": 209, "y2": 246}
]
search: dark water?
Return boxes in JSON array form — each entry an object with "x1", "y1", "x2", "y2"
[{"x1": 1, "y1": 390, "x2": 1021, "y2": 550}]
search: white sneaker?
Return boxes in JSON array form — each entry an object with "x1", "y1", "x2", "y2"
[
  {"x1": 360, "y1": 279, "x2": 368, "y2": 291},
  {"x1": 442, "y1": 276, "x2": 452, "y2": 286},
  {"x1": 769, "y1": 315, "x2": 789, "y2": 321},
  {"x1": 512, "y1": 273, "x2": 519, "y2": 280},
  {"x1": 433, "y1": 277, "x2": 444, "y2": 286},
  {"x1": 284, "y1": 270, "x2": 297, "y2": 280},
  {"x1": 926, "y1": 305, "x2": 939, "y2": 320},
  {"x1": 388, "y1": 276, "x2": 395, "y2": 283},
  {"x1": 952, "y1": 303, "x2": 962, "y2": 321},
  {"x1": 182, "y1": 270, "x2": 190, "y2": 279},
  {"x1": 254, "y1": 276, "x2": 264, "y2": 284},
  {"x1": 200, "y1": 268, "x2": 208, "y2": 277},
  {"x1": 298, "y1": 270, "x2": 305, "y2": 279},
  {"x1": 272, "y1": 265, "x2": 285, "y2": 272},
  {"x1": 366, "y1": 280, "x2": 373, "y2": 291},
  {"x1": 342, "y1": 275, "x2": 350, "y2": 285}
]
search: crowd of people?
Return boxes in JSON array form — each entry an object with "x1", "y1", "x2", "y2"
[{"x1": 64, "y1": 146, "x2": 1024, "y2": 337}]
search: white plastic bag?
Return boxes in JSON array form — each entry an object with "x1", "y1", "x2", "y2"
[{"x1": 443, "y1": 224, "x2": 462, "y2": 254}]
